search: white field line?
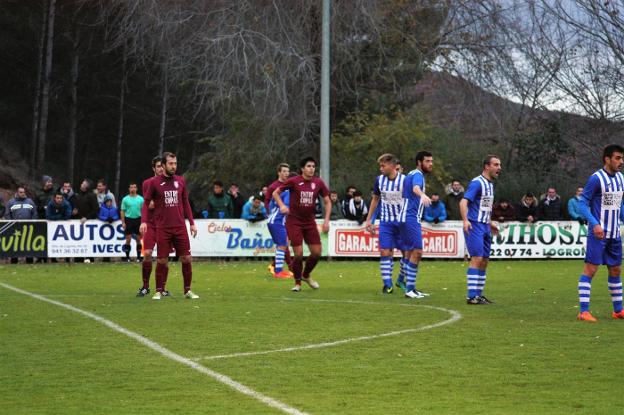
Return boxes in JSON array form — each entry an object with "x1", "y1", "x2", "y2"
[
  {"x1": 193, "y1": 296, "x2": 462, "y2": 361},
  {"x1": 0, "y1": 282, "x2": 308, "y2": 415}
]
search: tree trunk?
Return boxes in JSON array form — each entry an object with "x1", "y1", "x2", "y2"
[
  {"x1": 30, "y1": 0, "x2": 48, "y2": 178},
  {"x1": 114, "y1": 46, "x2": 127, "y2": 198},
  {"x1": 158, "y1": 66, "x2": 169, "y2": 155},
  {"x1": 36, "y1": 0, "x2": 56, "y2": 177},
  {"x1": 67, "y1": 23, "x2": 79, "y2": 184}
]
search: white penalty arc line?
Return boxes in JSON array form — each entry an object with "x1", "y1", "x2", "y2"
[
  {"x1": 194, "y1": 297, "x2": 462, "y2": 361},
  {"x1": 0, "y1": 283, "x2": 308, "y2": 415}
]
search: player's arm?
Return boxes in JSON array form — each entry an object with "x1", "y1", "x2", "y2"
[
  {"x1": 120, "y1": 198, "x2": 127, "y2": 229},
  {"x1": 578, "y1": 176, "x2": 602, "y2": 237},
  {"x1": 139, "y1": 180, "x2": 153, "y2": 235},
  {"x1": 322, "y1": 195, "x2": 331, "y2": 233},
  {"x1": 181, "y1": 180, "x2": 197, "y2": 237},
  {"x1": 273, "y1": 180, "x2": 292, "y2": 215},
  {"x1": 412, "y1": 174, "x2": 430, "y2": 206},
  {"x1": 460, "y1": 198, "x2": 471, "y2": 233},
  {"x1": 365, "y1": 194, "x2": 380, "y2": 234}
]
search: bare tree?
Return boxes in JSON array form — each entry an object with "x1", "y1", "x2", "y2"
[
  {"x1": 114, "y1": 44, "x2": 127, "y2": 198},
  {"x1": 30, "y1": 0, "x2": 47, "y2": 179}
]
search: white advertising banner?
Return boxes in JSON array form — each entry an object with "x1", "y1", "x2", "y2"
[
  {"x1": 327, "y1": 220, "x2": 466, "y2": 258},
  {"x1": 47, "y1": 220, "x2": 138, "y2": 257}
]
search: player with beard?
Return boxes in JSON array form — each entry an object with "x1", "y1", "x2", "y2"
[
  {"x1": 140, "y1": 152, "x2": 199, "y2": 300},
  {"x1": 273, "y1": 157, "x2": 331, "y2": 291}
]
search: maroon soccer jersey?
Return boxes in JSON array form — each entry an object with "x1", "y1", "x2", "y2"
[
  {"x1": 265, "y1": 179, "x2": 284, "y2": 212},
  {"x1": 142, "y1": 174, "x2": 195, "y2": 229},
  {"x1": 142, "y1": 177, "x2": 156, "y2": 228},
  {"x1": 279, "y1": 175, "x2": 329, "y2": 222}
]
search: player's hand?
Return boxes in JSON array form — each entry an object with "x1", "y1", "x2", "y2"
[
  {"x1": 190, "y1": 224, "x2": 198, "y2": 238},
  {"x1": 365, "y1": 221, "x2": 376, "y2": 235},
  {"x1": 80, "y1": 217, "x2": 87, "y2": 224},
  {"x1": 139, "y1": 223, "x2": 147, "y2": 235},
  {"x1": 149, "y1": 200, "x2": 155, "y2": 209},
  {"x1": 322, "y1": 221, "x2": 330, "y2": 233},
  {"x1": 491, "y1": 222, "x2": 499, "y2": 236},
  {"x1": 463, "y1": 220, "x2": 472, "y2": 234},
  {"x1": 593, "y1": 224, "x2": 604, "y2": 240},
  {"x1": 280, "y1": 206, "x2": 289, "y2": 215},
  {"x1": 421, "y1": 194, "x2": 432, "y2": 207}
]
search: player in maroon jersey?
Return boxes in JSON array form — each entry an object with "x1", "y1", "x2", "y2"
[
  {"x1": 273, "y1": 157, "x2": 331, "y2": 291},
  {"x1": 140, "y1": 152, "x2": 199, "y2": 300},
  {"x1": 136, "y1": 156, "x2": 164, "y2": 297},
  {"x1": 265, "y1": 162, "x2": 293, "y2": 276}
]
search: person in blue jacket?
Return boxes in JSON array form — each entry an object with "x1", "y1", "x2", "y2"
[
  {"x1": 46, "y1": 192, "x2": 72, "y2": 220},
  {"x1": 98, "y1": 194, "x2": 120, "y2": 223},
  {"x1": 567, "y1": 187, "x2": 585, "y2": 224},
  {"x1": 423, "y1": 193, "x2": 447, "y2": 224},
  {"x1": 241, "y1": 195, "x2": 268, "y2": 223}
]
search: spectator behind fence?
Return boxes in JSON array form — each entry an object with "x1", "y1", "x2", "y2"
[
  {"x1": 241, "y1": 195, "x2": 267, "y2": 222},
  {"x1": 444, "y1": 180, "x2": 464, "y2": 220},
  {"x1": 423, "y1": 193, "x2": 447, "y2": 224},
  {"x1": 60, "y1": 181, "x2": 76, "y2": 210},
  {"x1": 493, "y1": 199, "x2": 516, "y2": 222},
  {"x1": 72, "y1": 179, "x2": 99, "y2": 222},
  {"x1": 341, "y1": 185, "x2": 357, "y2": 218},
  {"x1": 345, "y1": 190, "x2": 368, "y2": 225},
  {"x1": 423, "y1": 193, "x2": 447, "y2": 223},
  {"x1": 205, "y1": 180, "x2": 233, "y2": 218},
  {"x1": 5, "y1": 186, "x2": 37, "y2": 219},
  {"x1": 97, "y1": 194, "x2": 119, "y2": 223},
  {"x1": 329, "y1": 190, "x2": 342, "y2": 220},
  {"x1": 516, "y1": 192, "x2": 538, "y2": 223},
  {"x1": 0, "y1": 195, "x2": 4, "y2": 218},
  {"x1": 96, "y1": 179, "x2": 116, "y2": 207},
  {"x1": 228, "y1": 183, "x2": 246, "y2": 218},
  {"x1": 46, "y1": 192, "x2": 72, "y2": 220},
  {"x1": 567, "y1": 187, "x2": 586, "y2": 224},
  {"x1": 538, "y1": 187, "x2": 564, "y2": 220},
  {"x1": 35, "y1": 175, "x2": 55, "y2": 219}
]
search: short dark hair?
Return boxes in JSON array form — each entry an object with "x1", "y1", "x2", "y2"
[
  {"x1": 151, "y1": 156, "x2": 162, "y2": 168},
  {"x1": 97, "y1": 179, "x2": 107, "y2": 186},
  {"x1": 230, "y1": 182, "x2": 238, "y2": 188},
  {"x1": 17, "y1": 185, "x2": 26, "y2": 192},
  {"x1": 353, "y1": 190, "x2": 363, "y2": 197},
  {"x1": 128, "y1": 182, "x2": 137, "y2": 187},
  {"x1": 277, "y1": 163, "x2": 290, "y2": 172},
  {"x1": 603, "y1": 144, "x2": 624, "y2": 162},
  {"x1": 431, "y1": 193, "x2": 439, "y2": 196},
  {"x1": 213, "y1": 180, "x2": 224, "y2": 187},
  {"x1": 299, "y1": 156, "x2": 316, "y2": 169},
  {"x1": 483, "y1": 155, "x2": 500, "y2": 167},
  {"x1": 330, "y1": 190, "x2": 338, "y2": 195},
  {"x1": 415, "y1": 151, "x2": 433, "y2": 164},
  {"x1": 253, "y1": 195, "x2": 263, "y2": 201},
  {"x1": 54, "y1": 191, "x2": 64, "y2": 198},
  {"x1": 162, "y1": 151, "x2": 176, "y2": 162},
  {"x1": 377, "y1": 153, "x2": 398, "y2": 164},
  {"x1": 452, "y1": 179, "x2": 461, "y2": 184}
]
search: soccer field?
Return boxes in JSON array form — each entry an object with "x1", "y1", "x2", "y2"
[{"x1": 0, "y1": 259, "x2": 620, "y2": 414}]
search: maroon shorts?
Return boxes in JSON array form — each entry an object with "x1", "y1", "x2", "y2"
[
  {"x1": 156, "y1": 226, "x2": 191, "y2": 258},
  {"x1": 286, "y1": 219, "x2": 321, "y2": 247},
  {"x1": 142, "y1": 225, "x2": 157, "y2": 251}
]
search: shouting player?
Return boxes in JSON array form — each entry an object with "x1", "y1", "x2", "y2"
[
  {"x1": 576, "y1": 144, "x2": 624, "y2": 321},
  {"x1": 273, "y1": 157, "x2": 331, "y2": 292},
  {"x1": 136, "y1": 156, "x2": 164, "y2": 296},
  {"x1": 399, "y1": 151, "x2": 433, "y2": 299},
  {"x1": 140, "y1": 152, "x2": 199, "y2": 300},
  {"x1": 265, "y1": 163, "x2": 293, "y2": 278},
  {"x1": 365, "y1": 153, "x2": 407, "y2": 294},
  {"x1": 460, "y1": 155, "x2": 501, "y2": 305}
]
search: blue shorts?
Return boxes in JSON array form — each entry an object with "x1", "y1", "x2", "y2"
[
  {"x1": 379, "y1": 222, "x2": 403, "y2": 251},
  {"x1": 585, "y1": 234, "x2": 622, "y2": 266},
  {"x1": 268, "y1": 223, "x2": 288, "y2": 247},
  {"x1": 464, "y1": 221, "x2": 491, "y2": 258},
  {"x1": 399, "y1": 220, "x2": 422, "y2": 251}
]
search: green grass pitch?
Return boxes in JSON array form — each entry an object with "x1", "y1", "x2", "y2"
[{"x1": 0, "y1": 259, "x2": 621, "y2": 414}]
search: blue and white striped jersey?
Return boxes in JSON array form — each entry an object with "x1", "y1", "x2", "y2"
[
  {"x1": 581, "y1": 169, "x2": 624, "y2": 239},
  {"x1": 399, "y1": 169, "x2": 425, "y2": 223},
  {"x1": 373, "y1": 173, "x2": 405, "y2": 223},
  {"x1": 463, "y1": 175, "x2": 494, "y2": 224},
  {"x1": 268, "y1": 190, "x2": 290, "y2": 225}
]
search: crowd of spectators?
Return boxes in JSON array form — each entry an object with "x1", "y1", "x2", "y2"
[{"x1": 0, "y1": 176, "x2": 595, "y2": 227}]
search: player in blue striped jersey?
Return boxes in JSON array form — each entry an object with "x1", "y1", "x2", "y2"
[
  {"x1": 365, "y1": 154, "x2": 408, "y2": 294},
  {"x1": 576, "y1": 144, "x2": 624, "y2": 321},
  {"x1": 399, "y1": 151, "x2": 433, "y2": 299},
  {"x1": 266, "y1": 163, "x2": 293, "y2": 279},
  {"x1": 460, "y1": 155, "x2": 501, "y2": 305}
]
